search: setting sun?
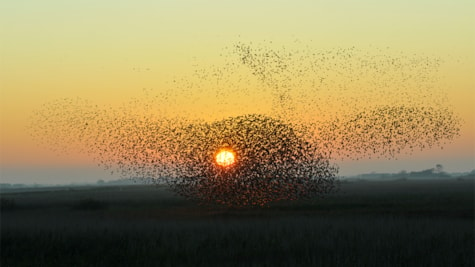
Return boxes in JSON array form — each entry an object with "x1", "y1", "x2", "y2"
[{"x1": 215, "y1": 148, "x2": 236, "y2": 167}]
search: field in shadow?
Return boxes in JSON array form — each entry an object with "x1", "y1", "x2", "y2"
[{"x1": 1, "y1": 179, "x2": 474, "y2": 266}]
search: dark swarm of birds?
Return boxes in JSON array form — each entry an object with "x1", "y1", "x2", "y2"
[
  {"x1": 29, "y1": 41, "x2": 461, "y2": 207},
  {"x1": 168, "y1": 115, "x2": 338, "y2": 207}
]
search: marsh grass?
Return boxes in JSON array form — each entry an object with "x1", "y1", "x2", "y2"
[
  {"x1": 1, "y1": 180, "x2": 474, "y2": 266},
  {"x1": 72, "y1": 198, "x2": 108, "y2": 210},
  {"x1": 0, "y1": 197, "x2": 17, "y2": 211}
]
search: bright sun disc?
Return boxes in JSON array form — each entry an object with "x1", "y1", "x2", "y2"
[{"x1": 215, "y1": 149, "x2": 236, "y2": 167}]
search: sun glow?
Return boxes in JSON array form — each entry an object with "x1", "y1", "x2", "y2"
[{"x1": 215, "y1": 148, "x2": 236, "y2": 167}]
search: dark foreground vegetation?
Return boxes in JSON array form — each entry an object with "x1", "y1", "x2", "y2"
[{"x1": 1, "y1": 179, "x2": 474, "y2": 266}]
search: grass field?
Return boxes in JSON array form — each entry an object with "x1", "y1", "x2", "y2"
[{"x1": 1, "y1": 178, "x2": 474, "y2": 266}]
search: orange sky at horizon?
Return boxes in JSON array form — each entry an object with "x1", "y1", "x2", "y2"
[{"x1": 1, "y1": 1, "x2": 474, "y2": 183}]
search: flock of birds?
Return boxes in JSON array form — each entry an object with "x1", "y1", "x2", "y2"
[
  {"x1": 167, "y1": 115, "x2": 338, "y2": 207},
  {"x1": 29, "y1": 41, "x2": 460, "y2": 207}
]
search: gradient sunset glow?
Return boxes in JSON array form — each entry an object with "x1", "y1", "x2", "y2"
[{"x1": 1, "y1": 1, "x2": 473, "y2": 184}]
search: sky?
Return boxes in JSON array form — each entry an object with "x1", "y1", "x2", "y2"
[{"x1": 1, "y1": 1, "x2": 474, "y2": 184}]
